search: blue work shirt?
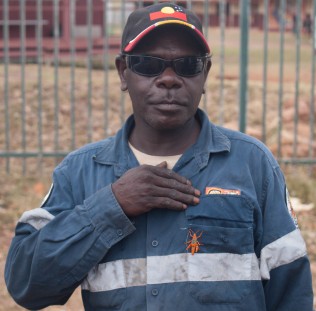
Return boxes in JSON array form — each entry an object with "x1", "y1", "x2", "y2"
[{"x1": 5, "y1": 109, "x2": 313, "y2": 310}]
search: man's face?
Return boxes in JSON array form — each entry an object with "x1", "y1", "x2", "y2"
[{"x1": 117, "y1": 26, "x2": 210, "y2": 132}]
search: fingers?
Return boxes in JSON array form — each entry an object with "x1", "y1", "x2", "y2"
[
  {"x1": 156, "y1": 161, "x2": 168, "y2": 168},
  {"x1": 148, "y1": 196, "x2": 187, "y2": 211},
  {"x1": 112, "y1": 163, "x2": 200, "y2": 217},
  {"x1": 148, "y1": 164, "x2": 201, "y2": 209},
  {"x1": 158, "y1": 178, "x2": 200, "y2": 197},
  {"x1": 151, "y1": 164, "x2": 193, "y2": 186},
  {"x1": 149, "y1": 164, "x2": 200, "y2": 195},
  {"x1": 152, "y1": 186, "x2": 200, "y2": 210}
]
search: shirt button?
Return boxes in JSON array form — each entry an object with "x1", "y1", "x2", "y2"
[
  {"x1": 220, "y1": 234, "x2": 228, "y2": 243},
  {"x1": 151, "y1": 240, "x2": 159, "y2": 247},
  {"x1": 151, "y1": 288, "x2": 159, "y2": 296},
  {"x1": 117, "y1": 229, "x2": 123, "y2": 236}
]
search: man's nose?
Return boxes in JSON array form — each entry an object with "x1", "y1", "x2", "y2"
[{"x1": 155, "y1": 66, "x2": 182, "y2": 89}]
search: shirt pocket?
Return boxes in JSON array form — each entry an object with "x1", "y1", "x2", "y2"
[
  {"x1": 186, "y1": 194, "x2": 253, "y2": 227},
  {"x1": 185, "y1": 195, "x2": 257, "y2": 304}
]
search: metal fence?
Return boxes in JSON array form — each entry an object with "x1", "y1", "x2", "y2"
[{"x1": 0, "y1": 0, "x2": 316, "y2": 175}]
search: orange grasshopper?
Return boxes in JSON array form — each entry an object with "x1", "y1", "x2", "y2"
[{"x1": 185, "y1": 229, "x2": 203, "y2": 255}]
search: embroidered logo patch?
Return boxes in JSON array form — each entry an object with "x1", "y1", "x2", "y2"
[{"x1": 205, "y1": 187, "x2": 241, "y2": 195}]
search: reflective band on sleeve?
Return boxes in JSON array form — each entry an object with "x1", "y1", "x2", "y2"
[
  {"x1": 82, "y1": 252, "x2": 261, "y2": 293},
  {"x1": 19, "y1": 208, "x2": 55, "y2": 230},
  {"x1": 260, "y1": 229, "x2": 307, "y2": 280}
]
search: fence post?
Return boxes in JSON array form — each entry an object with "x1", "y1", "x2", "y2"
[
  {"x1": 238, "y1": 0, "x2": 249, "y2": 133},
  {"x1": 3, "y1": 0, "x2": 10, "y2": 173}
]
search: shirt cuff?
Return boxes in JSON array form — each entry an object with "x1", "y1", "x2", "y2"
[{"x1": 83, "y1": 184, "x2": 135, "y2": 247}]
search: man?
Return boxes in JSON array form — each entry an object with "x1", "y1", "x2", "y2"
[{"x1": 5, "y1": 3, "x2": 313, "y2": 311}]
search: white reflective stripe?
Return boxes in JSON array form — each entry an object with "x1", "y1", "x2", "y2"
[
  {"x1": 147, "y1": 253, "x2": 187, "y2": 284},
  {"x1": 188, "y1": 253, "x2": 260, "y2": 282},
  {"x1": 19, "y1": 208, "x2": 55, "y2": 230},
  {"x1": 82, "y1": 258, "x2": 146, "y2": 292},
  {"x1": 148, "y1": 253, "x2": 260, "y2": 283},
  {"x1": 123, "y1": 257, "x2": 146, "y2": 287},
  {"x1": 260, "y1": 229, "x2": 307, "y2": 280},
  {"x1": 82, "y1": 252, "x2": 261, "y2": 293}
]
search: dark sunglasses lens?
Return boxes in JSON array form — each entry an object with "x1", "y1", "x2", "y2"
[
  {"x1": 175, "y1": 57, "x2": 204, "y2": 76},
  {"x1": 127, "y1": 55, "x2": 206, "y2": 77},
  {"x1": 129, "y1": 56, "x2": 164, "y2": 76}
]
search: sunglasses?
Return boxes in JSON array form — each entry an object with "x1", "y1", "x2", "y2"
[{"x1": 124, "y1": 54, "x2": 210, "y2": 77}]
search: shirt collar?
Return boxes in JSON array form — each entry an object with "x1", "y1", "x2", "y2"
[
  {"x1": 93, "y1": 108, "x2": 230, "y2": 170},
  {"x1": 194, "y1": 108, "x2": 231, "y2": 154}
]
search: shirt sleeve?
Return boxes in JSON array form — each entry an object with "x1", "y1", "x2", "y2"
[
  {"x1": 4, "y1": 160, "x2": 135, "y2": 310},
  {"x1": 259, "y1": 166, "x2": 314, "y2": 311}
]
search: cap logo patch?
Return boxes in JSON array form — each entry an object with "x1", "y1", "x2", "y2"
[{"x1": 150, "y1": 6, "x2": 187, "y2": 21}]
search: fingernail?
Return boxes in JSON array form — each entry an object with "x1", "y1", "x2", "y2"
[
  {"x1": 194, "y1": 189, "x2": 201, "y2": 196},
  {"x1": 183, "y1": 204, "x2": 188, "y2": 209},
  {"x1": 193, "y1": 197, "x2": 200, "y2": 204}
]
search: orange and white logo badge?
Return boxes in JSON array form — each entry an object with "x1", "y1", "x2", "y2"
[{"x1": 205, "y1": 187, "x2": 241, "y2": 195}]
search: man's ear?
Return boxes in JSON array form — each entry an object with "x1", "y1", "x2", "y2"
[
  {"x1": 205, "y1": 57, "x2": 212, "y2": 75},
  {"x1": 115, "y1": 55, "x2": 128, "y2": 91},
  {"x1": 202, "y1": 57, "x2": 212, "y2": 87}
]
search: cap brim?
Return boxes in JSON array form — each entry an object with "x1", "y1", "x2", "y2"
[{"x1": 123, "y1": 20, "x2": 210, "y2": 54}]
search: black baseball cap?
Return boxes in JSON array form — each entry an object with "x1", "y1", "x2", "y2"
[{"x1": 121, "y1": 3, "x2": 210, "y2": 54}]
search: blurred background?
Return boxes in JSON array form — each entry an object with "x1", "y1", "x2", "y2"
[{"x1": 0, "y1": 0, "x2": 315, "y2": 309}]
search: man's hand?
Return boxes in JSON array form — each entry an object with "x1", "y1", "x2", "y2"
[{"x1": 112, "y1": 162, "x2": 200, "y2": 217}]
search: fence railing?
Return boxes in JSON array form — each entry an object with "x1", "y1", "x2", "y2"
[{"x1": 0, "y1": 0, "x2": 315, "y2": 175}]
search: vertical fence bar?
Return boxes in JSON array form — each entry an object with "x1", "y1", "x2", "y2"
[
  {"x1": 261, "y1": 0, "x2": 269, "y2": 143},
  {"x1": 120, "y1": 0, "x2": 126, "y2": 125},
  {"x1": 219, "y1": 0, "x2": 226, "y2": 126},
  {"x1": 277, "y1": 0, "x2": 286, "y2": 159},
  {"x1": 202, "y1": 0, "x2": 209, "y2": 111},
  {"x1": 293, "y1": 0, "x2": 302, "y2": 158},
  {"x1": 103, "y1": 0, "x2": 109, "y2": 136},
  {"x1": 53, "y1": 0, "x2": 60, "y2": 162},
  {"x1": 239, "y1": 0, "x2": 249, "y2": 133},
  {"x1": 186, "y1": 0, "x2": 192, "y2": 10},
  {"x1": 3, "y1": 0, "x2": 10, "y2": 173},
  {"x1": 37, "y1": 0, "x2": 43, "y2": 172},
  {"x1": 309, "y1": 0, "x2": 316, "y2": 164},
  {"x1": 87, "y1": 0, "x2": 93, "y2": 143},
  {"x1": 20, "y1": 0, "x2": 27, "y2": 174},
  {"x1": 70, "y1": 0, "x2": 76, "y2": 149}
]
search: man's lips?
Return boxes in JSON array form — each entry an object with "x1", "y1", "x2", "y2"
[
  {"x1": 153, "y1": 100, "x2": 184, "y2": 107},
  {"x1": 153, "y1": 101, "x2": 184, "y2": 112}
]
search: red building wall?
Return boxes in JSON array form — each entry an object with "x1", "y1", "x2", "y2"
[{"x1": 0, "y1": 0, "x2": 105, "y2": 40}]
